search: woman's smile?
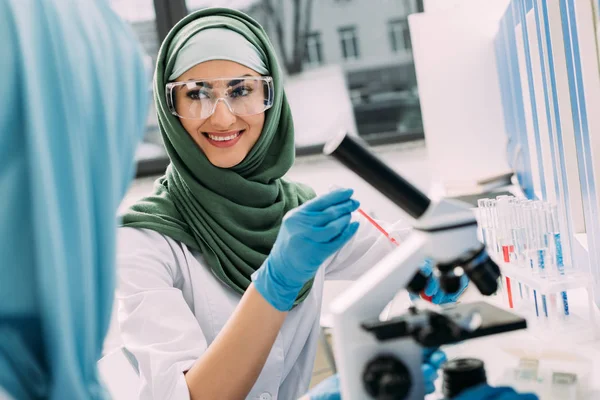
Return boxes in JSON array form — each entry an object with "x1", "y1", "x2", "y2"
[{"x1": 202, "y1": 129, "x2": 245, "y2": 148}]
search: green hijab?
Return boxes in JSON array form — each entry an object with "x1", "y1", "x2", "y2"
[{"x1": 121, "y1": 8, "x2": 316, "y2": 304}]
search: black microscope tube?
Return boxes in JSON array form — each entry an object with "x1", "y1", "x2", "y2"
[{"x1": 323, "y1": 131, "x2": 431, "y2": 220}]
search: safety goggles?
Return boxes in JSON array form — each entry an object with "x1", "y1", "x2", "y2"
[{"x1": 166, "y1": 76, "x2": 274, "y2": 120}]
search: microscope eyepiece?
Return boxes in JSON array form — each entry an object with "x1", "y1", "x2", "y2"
[
  {"x1": 439, "y1": 272, "x2": 463, "y2": 294},
  {"x1": 323, "y1": 131, "x2": 431, "y2": 220},
  {"x1": 437, "y1": 248, "x2": 500, "y2": 296},
  {"x1": 462, "y1": 248, "x2": 500, "y2": 296}
]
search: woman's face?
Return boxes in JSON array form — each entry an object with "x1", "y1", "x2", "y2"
[{"x1": 175, "y1": 60, "x2": 266, "y2": 168}]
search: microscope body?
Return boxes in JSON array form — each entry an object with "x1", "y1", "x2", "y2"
[
  {"x1": 330, "y1": 198, "x2": 481, "y2": 400},
  {"x1": 324, "y1": 132, "x2": 523, "y2": 400}
]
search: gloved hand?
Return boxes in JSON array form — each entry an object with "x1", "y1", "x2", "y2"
[
  {"x1": 307, "y1": 348, "x2": 448, "y2": 399},
  {"x1": 422, "y1": 348, "x2": 447, "y2": 394},
  {"x1": 453, "y1": 384, "x2": 539, "y2": 400},
  {"x1": 254, "y1": 188, "x2": 360, "y2": 311},
  {"x1": 410, "y1": 259, "x2": 469, "y2": 304}
]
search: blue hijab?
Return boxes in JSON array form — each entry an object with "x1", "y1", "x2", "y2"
[{"x1": 0, "y1": 0, "x2": 149, "y2": 398}]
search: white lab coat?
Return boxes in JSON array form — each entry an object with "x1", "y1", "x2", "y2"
[{"x1": 116, "y1": 218, "x2": 410, "y2": 400}]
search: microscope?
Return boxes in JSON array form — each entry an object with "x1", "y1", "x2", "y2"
[{"x1": 323, "y1": 132, "x2": 527, "y2": 400}]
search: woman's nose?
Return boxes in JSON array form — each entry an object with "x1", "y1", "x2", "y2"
[{"x1": 209, "y1": 99, "x2": 236, "y2": 128}]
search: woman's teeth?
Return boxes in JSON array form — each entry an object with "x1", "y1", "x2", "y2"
[{"x1": 207, "y1": 131, "x2": 241, "y2": 141}]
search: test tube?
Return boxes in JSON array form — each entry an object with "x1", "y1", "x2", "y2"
[
  {"x1": 485, "y1": 199, "x2": 500, "y2": 257},
  {"x1": 545, "y1": 204, "x2": 564, "y2": 274},
  {"x1": 496, "y1": 196, "x2": 515, "y2": 263},
  {"x1": 496, "y1": 196, "x2": 517, "y2": 308},
  {"x1": 545, "y1": 204, "x2": 570, "y2": 316},
  {"x1": 520, "y1": 201, "x2": 534, "y2": 272},
  {"x1": 477, "y1": 198, "x2": 489, "y2": 246},
  {"x1": 510, "y1": 198, "x2": 528, "y2": 266},
  {"x1": 509, "y1": 198, "x2": 528, "y2": 301},
  {"x1": 529, "y1": 201, "x2": 549, "y2": 278}
]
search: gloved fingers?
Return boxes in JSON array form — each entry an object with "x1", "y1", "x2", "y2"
[
  {"x1": 308, "y1": 374, "x2": 341, "y2": 400},
  {"x1": 512, "y1": 394, "x2": 539, "y2": 400},
  {"x1": 302, "y1": 188, "x2": 354, "y2": 212},
  {"x1": 431, "y1": 288, "x2": 449, "y2": 304},
  {"x1": 424, "y1": 272, "x2": 440, "y2": 297},
  {"x1": 308, "y1": 214, "x2": 353, "y2": 242},
  {"x1": 300, "y1": 199, "x2": 360, "y2": 227},
  {"x1": 321, "y1": 199, "x2": 360, "y2": 222},
  {"x1": 422, "y1": 347, "x2": 438, "y2": 361},
  {"x1": 324, "y1": 221, "x2": 360, "y2": 250},
  {"x1": 496, "y1": 393, "x2": 539, "y2": 400},
  {"x1": 421, "y1": 364, "x2": 438, "y2": 395},
  {"x1": 421, "y1": 363, "x2": 437, "y2": 382},
  {"x1": 428, "y1": 350, "x2": 447, "y2": 369},
  {"x1": 424, "y1": 381, "x2": 436, "y2": 395},
  {"x1": 420, "y1": 259, "x2": 434, "y2": 275},
  {"x1": 459, "y1": 274, "x2": 469, "y2": 293},
  {"x1": 453, "y1": 384, "x2": 517, "y2": 400},
  {"x1": 431, "y1": 275, "x2": 468, "y2": 304}
]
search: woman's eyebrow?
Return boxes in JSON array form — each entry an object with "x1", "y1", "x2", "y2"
[
  {"x1": 185, "y1": 80, "x2": 212, "y2": 89},
  {"x1": 227, "y1": 74, "x2": 253, "y2": 86},
  {"x1": 183, "y1": 74, "x2": 255, "y2": 88}
]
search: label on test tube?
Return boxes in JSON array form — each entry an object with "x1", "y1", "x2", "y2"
[
  {"x1": 554, "y1": 233, "x2": 564, "y2": 270},
  {"x1": 562, "y1": 292, "x2": 570, "y2": 316},
  {"x1": 542, "y1": 294, "x2": 548, "y2": 318},
  {"x1": 537, "y1": 249, "x2": 546, "y2": 278},
  {"x1": 552, "y1": 231, "x2": 570, "y2": 316}
]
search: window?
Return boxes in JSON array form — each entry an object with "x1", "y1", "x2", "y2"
[
  {"x1": 304, "y1": 32, "x2": 324, "y2": 66},
  {"x1": 338, "y1": 26, "x2": 360, "y2": 60},
  {"x1": 183, "y1": 0, "x2": 424, "y2": 148},
  {"x1": 389, "y1": 19, "x2": 411, "y2": 52}
]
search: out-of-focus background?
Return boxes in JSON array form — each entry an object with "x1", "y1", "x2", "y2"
[{"x1": 110, "y1": 0, "x2": 425, "y2": 177}]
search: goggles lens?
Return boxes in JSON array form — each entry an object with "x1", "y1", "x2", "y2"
[{"x1": 166, "y1": 76, "x2": 274, "y2": 120}]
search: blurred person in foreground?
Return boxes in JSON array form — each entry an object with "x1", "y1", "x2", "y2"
[{"x1": 0, "y1": 0, "x2": 149, "y2": 398}]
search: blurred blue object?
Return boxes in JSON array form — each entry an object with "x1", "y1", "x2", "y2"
[
  {"x1": 422, "y1": 348, "x2": 447, "y2": 394},
  {"x1": 308, "y1": 375, "x2": 342, "y2": 400},
  {"x1": 0, "y1": 0, "x2": 148, "y2": 398},
  {"x1": 410, "y1": 259, "x2": 469, "y2": 304},
  {"x1": 454, "y1": 384, "x2": 539, "y2": 400},
  {"x1": 308, "y1": 348, "x2": 447, "y2": 399}
]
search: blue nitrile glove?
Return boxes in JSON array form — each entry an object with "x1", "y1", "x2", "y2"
[
  {"x1": 454, "y1": 384, "x2": 539, "y2": 400},
  {"x1": 410, "y1": 259, "x2": 469, "y2": 304},
  {"x1": 253, "y1": 188, "x2": 360, "y2": 311},
  {"x1": 307, "y1": 348, "x2": 448, "y2": 399},
  {"x1": 308, "y1": 374, "x2": 341, "y2": 400},
  {"x1": 422, "y1": 348, "x2": 448, "y2": 394}
]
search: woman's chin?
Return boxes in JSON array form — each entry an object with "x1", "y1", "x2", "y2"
[{"x1": 207, "y1": 154, "x2": 245, "y2": 169}]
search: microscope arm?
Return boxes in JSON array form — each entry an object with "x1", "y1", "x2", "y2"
[{"x1": 330, "y1": 231, "x2": 429, "y2": 400}]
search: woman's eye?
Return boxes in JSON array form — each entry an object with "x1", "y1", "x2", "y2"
[
  {"x1": 186, "y1": 89, "x2": 210, "y2": 100},
  {"x1": 230, "y1": 86, "x2": 252, "y2": 98}
]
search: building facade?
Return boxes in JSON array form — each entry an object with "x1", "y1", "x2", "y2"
[{"x1": 132, "y1": 0, "x2": 422, "y2": 137}]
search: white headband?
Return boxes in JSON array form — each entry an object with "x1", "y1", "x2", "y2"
[{"x1": 169, "y1": 27, "x2": 269, "y2": 80}]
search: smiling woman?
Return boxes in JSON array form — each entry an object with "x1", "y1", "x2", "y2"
[
  {"x1": 115, "y1": 7, "x2": 460, "y2": 400},
  {"x1": 167, "y1": 61, "x2": 275, "y2": 168}
]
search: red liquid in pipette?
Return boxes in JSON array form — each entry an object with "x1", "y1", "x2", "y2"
[
  {"x1": 356, "y1": 207, "x2": 433, "y2": 302},
  {"x1": 357, "y1": 208, "x2": 400, "y2": 246}
]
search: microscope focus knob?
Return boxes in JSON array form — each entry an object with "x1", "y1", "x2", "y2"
[{"x1": 363, "y1": 355, "x2": 411, "y2": 400}]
